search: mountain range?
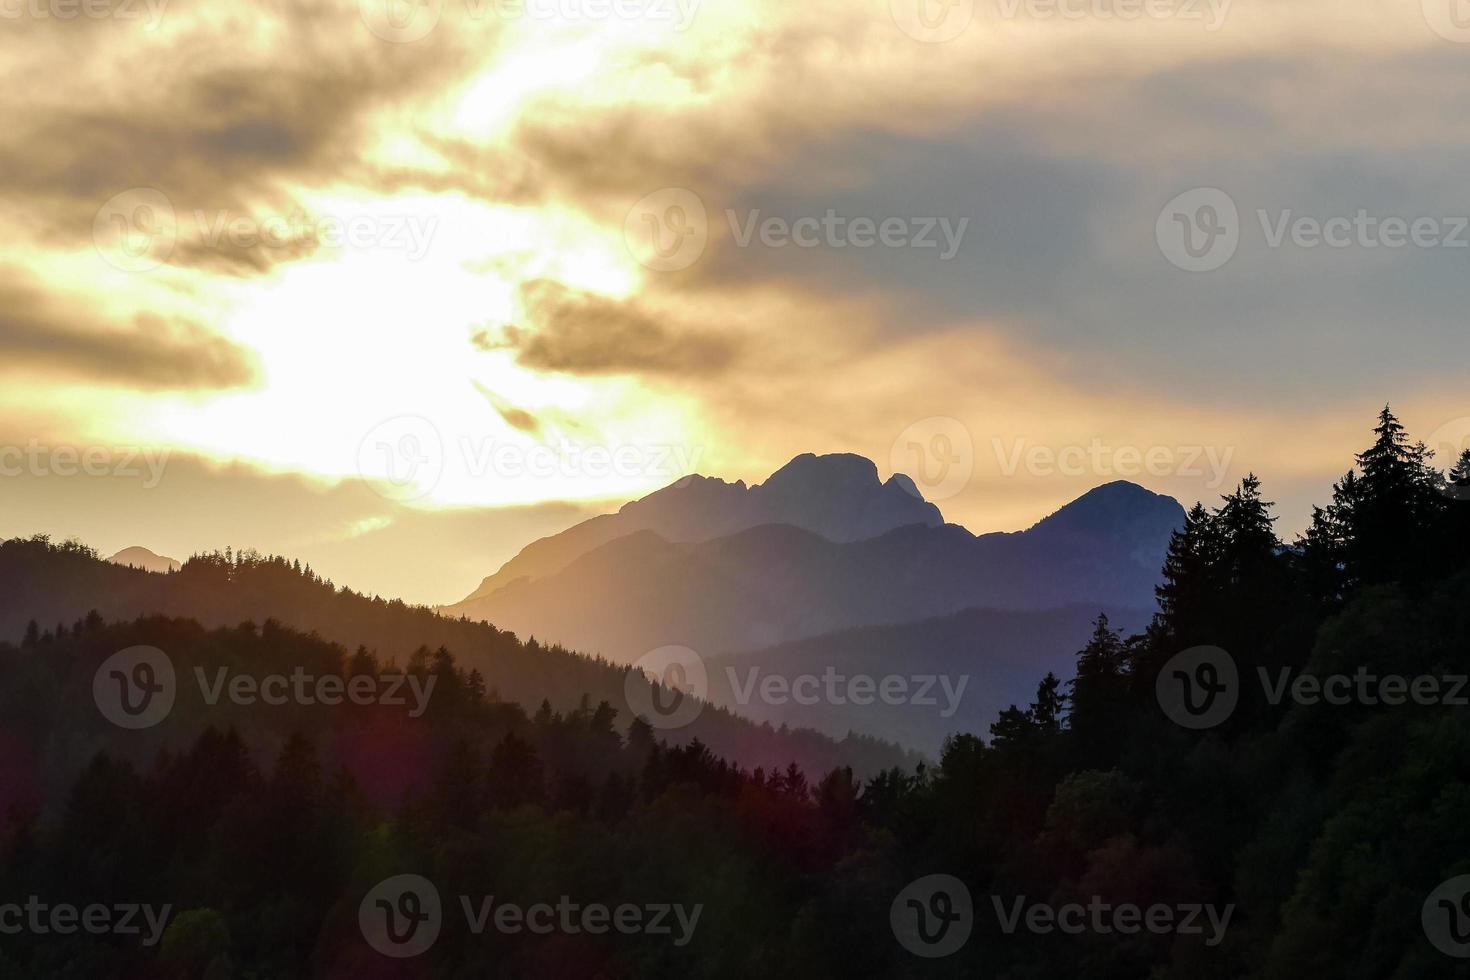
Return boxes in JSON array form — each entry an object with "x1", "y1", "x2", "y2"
[
  {"x1": 442, "y1": 454, "x2": 1183, "y2": 664},
  {"x1": 7, "y1": 454, "x2": 1187, "y2": 758},
  {"x1": 457, "y1": 453, "x2": 942, "y2": 604},
  {"x1": 434, "y1": 453, "x2": 1183, "y2": 751}
]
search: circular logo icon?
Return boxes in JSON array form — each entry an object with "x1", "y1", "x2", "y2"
[
  {"x1": 1156, "y1": 187, "x2": 1239, "y2": 272},
  {"x1": 625, "y1": 645, "x2": 708, "y2": 730},
  {"x1": 1423, "y1": 0, "x2": 1470, "y2": 42},
  {"x1": 890, "y1": 0, "x2": 973, "y2": 42},
  {"x1": 360, "y1": 874, "x2": 443, "y2": 958},
  {"x1": 93, "y1": 188, "x2": 177, "y2": 273},
  {"x1": 1156, "y1": 645, "x2": 1238, "y2": 729},
  {"x1": 890, "y1": 417, "x2": 974, "y2": 503},
  {"x1": 891, "y1": 874, "x2": 973, "y2": 958},
  {"x1": 359, "y1": 0, "x2": 444, "y2": 42},
  {"x1": 93, "y1": 646, "x2": 176, "y2": 730},
  {"x1": 1423, "y1": 875, "x2": 1470, "y2": 957},
  {"x1": 624, "y1": 188, "x2": 707, "y2": 272},
  {"x1": 1426, "y1": 417, "x2": 1470, "y2": 502},
  {"x1": 357, "y1": 416, "x2": 444, "y2": 503}
]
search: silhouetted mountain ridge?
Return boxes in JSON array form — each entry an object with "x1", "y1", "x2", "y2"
[
  {"x1": 107, "y1": 546, "x2": 181, "y2": 574},
  {"x1": 459, "y1": 452, "x2": 943, "y2": 603},
  {"x1": 445, "y1": 466, "x2": 1185, "y2": 663}
]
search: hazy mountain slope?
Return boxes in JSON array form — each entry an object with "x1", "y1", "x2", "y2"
[
  {"x1": 0, "y1": 537, "x2": 920, "y2": 777},
  {"x1": 458, "y1": 453, "x2": 942, "y2": 603},
  {"x1": 703, "y1": 604, "x2": 1153, "y2": 755},
  {"x1": 444, "y1": 481, "x2": 1184, "y2": 663},
  {"x1": 108, "y1": 545, "x2": 181, "y2": 573}
]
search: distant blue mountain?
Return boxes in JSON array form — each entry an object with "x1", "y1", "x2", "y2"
[
  {"x1": 457, "y1": 452, "x2": 943, "y2": 604},
  {"x1": 444, "y1": 456, "x2": 1183, "y2": 666}
]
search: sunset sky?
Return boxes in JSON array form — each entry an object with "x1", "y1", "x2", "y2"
[{"x1": 2, "y1": 0, "x2": 1468, "y2": 603}]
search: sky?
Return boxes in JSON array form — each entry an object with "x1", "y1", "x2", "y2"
[{"x1": 1, "y1": 0, "x2": 1468, "y2": 604}]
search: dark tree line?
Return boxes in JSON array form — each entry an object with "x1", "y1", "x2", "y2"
[{"x1": 0, "y1": 537, "x2": 920, "y2": 781}]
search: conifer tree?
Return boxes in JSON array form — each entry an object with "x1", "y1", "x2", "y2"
[
  {"x1": 1334, "y1": 406, "x2": 1442, "y2": 585},
  {"x1": 1152, "y1": 502, "x2": 1219, "y2": 644},
  {"x1": 1299, "y1": 503, "x2": 1348, "y2": 606},
  {"x1": 1069, "y1": 616, "x2": 1130, "y2": 765},
  {"x1": 1447, "y1": 447, "x2": 1470, "y2": 500},
  {"x1": 1215, "y1": 473, "x2": 1279, "y2": 586},
  {"x1": 1032, "y1": 673, "x2": 1066, "y2": 736}
]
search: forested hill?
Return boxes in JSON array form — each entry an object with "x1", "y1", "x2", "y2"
[{"x1": 0, "y1": 538, "x2": 919, "y2": 779}]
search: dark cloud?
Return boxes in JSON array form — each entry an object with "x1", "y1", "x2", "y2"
[
  {"x1": 474, "y1": 280, "x2": 741, "y2": 377},
  {"x1": 0, "y1": 281, "x2": 257, "y2": 390},
  {"x1": 529, "y1": 52, "x2": 1470, "y2": 409},
  {"x1": 472, "y1": 383, "x2": 544, "y2": 436},
  {"x1": 0, "y1": 1, "x2": 490, "y2": 272},
  {"x1": 167, "y1": 212, "x2": 322, "y2": 277}
]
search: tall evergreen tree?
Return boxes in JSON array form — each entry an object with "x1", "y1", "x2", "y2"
[
  {"x1": 1151, "y1": 502, "x2": 1220, "y2": 645},
  {"x1": 1215, "y1": 473, "x2": 1279, "y2": 586},
  {"x1": 1067, "y1": 616, "x2": 1133, "y2": 766},
  {"x1": 989, "y1": 673, "x2": 1066, "y2": 749},
  {"x1": 1335, "y1": 405, "x2": 1443, "y2": 585},
  {"x1": 1298, "y1": 503, "x2": 1348, "y2": 607},
  {"x1": 1447, "y1": 447, "x2": 1470, "y2": 501}
]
